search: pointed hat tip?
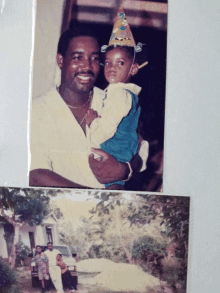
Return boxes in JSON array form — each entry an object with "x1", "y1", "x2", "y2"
[{"x1": 108, "y1": 6, "x2": 136, "y2": 48}]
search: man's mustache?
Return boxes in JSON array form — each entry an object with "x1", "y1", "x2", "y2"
[{"x1": 75, "y1": 71, "x2": 95, "y2": 78}]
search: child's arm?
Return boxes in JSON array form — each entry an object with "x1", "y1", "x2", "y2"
[
  {"x1": 89, "y1": 87, "x2": 132, "y2": 145},
  {"x1": 46, "y1": 262, "x2": 49, "y2": 275},
  {"x1": 85, "y1": 109, "x2": 99, "y2": 127}
]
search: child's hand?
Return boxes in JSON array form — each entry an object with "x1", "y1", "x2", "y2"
[{"x1": 85, "y1": 109, "x2": 99, "y2": 127}]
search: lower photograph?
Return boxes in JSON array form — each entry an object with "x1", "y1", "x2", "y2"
[{"x1": 0, "y1": 187, "x2": 190, "y2": 293}]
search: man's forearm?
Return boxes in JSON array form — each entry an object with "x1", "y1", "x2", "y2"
[{"x1": 29, "y1": 169, "x2": 88, "y2": 188}]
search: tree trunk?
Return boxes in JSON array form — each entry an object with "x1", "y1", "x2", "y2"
[
  {"x1": 115, "y1": 207, "x2": 133, "y2": 264},
  {"x1": 9, "y1": 225, "x2": 20, "y2": 269}
]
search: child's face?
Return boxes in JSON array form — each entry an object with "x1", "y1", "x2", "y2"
[
  {"x1": 104, "y1": 47, "x2": 134, "y2": 84},
  {"x1": 56, "y1": 255, "x2": 62, "y2": 261}
]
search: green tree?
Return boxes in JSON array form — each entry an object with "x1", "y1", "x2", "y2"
[
  {"x1": 0, "y1": 187, "x2": 50, "y2": 268},
  {"x1": 89, "y1": 192, "x2": 190, "y2": 291}
]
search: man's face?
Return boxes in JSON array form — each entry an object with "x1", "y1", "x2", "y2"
[
  {"x1": 36, "y1": 246, "x2": 42, "y2": 254},
  {"x1": 47, "y1": 243, "x2": 53, "y2": 251},
  {"x1": 57, "y1": 36, "x2": 100, "y2": 94}
]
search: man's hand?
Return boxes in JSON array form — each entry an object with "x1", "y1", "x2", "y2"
[{"x1": 89, "y1": 148, "x2": 129, "y2": 184}]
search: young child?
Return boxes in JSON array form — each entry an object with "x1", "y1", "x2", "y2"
[
  {"x1": 31, "y1": 245, "x2": 49, "y2": 293},
  {"x1": 56, "y1": 254, "x2": 77, "y2": 291},
  {"x1": 85, "y1": 7, "x2": 147, "y2": 190}
]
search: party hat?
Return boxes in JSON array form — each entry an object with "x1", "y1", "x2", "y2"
[
  {"x1": 108, "y1": 7, "x2": 136, "y2": 48},
  {"x1": 101, "y1": 7, "x2": 144, "y2": 53}
]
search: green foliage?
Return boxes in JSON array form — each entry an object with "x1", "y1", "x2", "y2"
[
  {"x1": 0, "y1": 187, "x2": 50, "y2": 226},
  {"x1": 0, "y1": 258, "x2": 19, "y2": 293},
  {"x1": 132, "y1": 235, "x2": 167, "y2": 259},
  {"x1": 92, "y1": 193, "x2": 190, "y2": 263},
  {"x1": 15, "y1": 239, "x2": 31, "y2": 266},
  {"x1": 88, "y1": 192, "x2": 190, "y2": 290},
  {"x1": 89, "y1": 236, "x2": 128, "y2": 263},
  {"x1": 132, "y1": 235, "x2": 167, "y2": 276},
  {"x1": 0, "y1": 187, "x2": 51, "y2": 269},
  {"x1": 52, "y1": 206, "x2": 64, "y2": 220}
]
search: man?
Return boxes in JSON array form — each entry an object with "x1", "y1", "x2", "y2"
[
  {"x1": 29, "y1": 25, "x2": 146, "y2": 189},
  {"x1": 44, "y1": 242, "x2": 64, "y2": 293},
  {"x1": 31, "y1": 245, "x2": 49, "y2": 293}
]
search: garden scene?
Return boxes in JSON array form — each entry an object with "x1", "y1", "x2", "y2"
[{"x1": 0, "y1": 188, "x2": 189, "y2": 293}]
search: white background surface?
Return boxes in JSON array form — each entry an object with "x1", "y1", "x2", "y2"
[{"x1": 0, "y1": 0, "x2": 220, "y2": 292}]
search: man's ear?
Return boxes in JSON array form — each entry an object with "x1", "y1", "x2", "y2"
[
  {"x1": 131, "y1": 63, "x2": 139, "y2": 76},
  {"x1": 57, "y1": 53, "x2": 64, "y2": 69}
]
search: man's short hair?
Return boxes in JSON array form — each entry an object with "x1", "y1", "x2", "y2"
[
  {"x1": 36, "y1": 245, "x2": 41, "y2": 249},
  {"x1": 47, "y1": 241, "x2": 53, "y2": 246},
  {"x1": 58, "y1": 23, "x2": 99, "y2": 57}
]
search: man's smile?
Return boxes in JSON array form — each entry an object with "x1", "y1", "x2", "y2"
[{"x1": 75, "y1": 71, "x2": 95, "y2": 83}]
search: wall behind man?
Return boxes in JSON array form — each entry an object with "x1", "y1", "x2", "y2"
[{"x1": 32, "y1": 0, "x2": 64, "y2": 98}]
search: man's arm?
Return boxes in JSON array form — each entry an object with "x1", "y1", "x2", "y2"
[
  {"x1": 89, "y1": 148, "x2": 131, "y2": 184},
  {"x1": 30, "y1": 150, "x2": 144, "y2": 188},
  {"x1": 29, "y1": 169, "x2": 88, "y2": 188},
  {"x1": 89, "y1": 147, "x2": 144, "y2": 185}
]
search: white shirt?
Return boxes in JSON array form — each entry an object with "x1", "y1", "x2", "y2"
[
  {"x1": 30, "y1": 86, "x2": 105, "y2": 188},
  {"x1": 30, "y1": 86, "x2": 148, "y2": 189},
  {"x1": 44, "y1": 249, "x2": 61, "y2": 266}
]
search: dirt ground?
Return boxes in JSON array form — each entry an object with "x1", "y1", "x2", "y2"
[
  {"x1": 16, "y1": 266, "x2": 174, "y2": 293},
  {"x1": 16, "y1": 267, "x2": 126, "y2": 293},
  {"x1": 17, "y1": 266, "x2": 84, "y2": 293}
]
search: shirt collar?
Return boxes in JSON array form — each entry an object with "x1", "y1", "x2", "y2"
[{"x1": 106, "y1": 82, "x2": 141, "y2": 96}]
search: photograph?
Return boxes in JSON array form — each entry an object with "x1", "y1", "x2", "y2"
[
  {"x1": 29, "y1": 0, "x2": 167, "y2": 192},
  {"x1": 0, "y1": 186, "x2": 189, "y2": 293},
  {"x1": 1, "y1": 0, "x2": 220, "y2": 292}
]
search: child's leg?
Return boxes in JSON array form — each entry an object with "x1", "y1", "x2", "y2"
[
  {"x1": 41, "y1": 279, "x2": 46, "y2": 292},
  {"x1": 105, "y1": 180, "x2": 125, "y2": 190}
]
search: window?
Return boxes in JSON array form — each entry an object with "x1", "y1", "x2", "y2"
[
  {"x1": 29, "y1": 232, "x2": 36, "y2": 250},
  {"x1": 45, "y1": 227, "x2": 53, "y2": 243}
]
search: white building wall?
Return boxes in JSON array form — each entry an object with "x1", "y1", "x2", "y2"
[
  {"x1": 0, "y1": 215, "x2": 59, "y2": 256},
  {"x1": 52, "y1": 224, "x2": 60, "y2": 245},
  {"x1": 35, "y1": 225, "x2": 47, "y2": 246},
  {"x1": 20, "y1": 225, "x2": 36, "y2": 248},
  {"x1": 32, "y1": 0, "x2": 64, "y2": 98},
  {"x1": 0, "y1": 226, "x2": 8, "y2": 258}
]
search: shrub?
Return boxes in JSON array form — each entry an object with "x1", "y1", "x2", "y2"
[
  {"x1": 0, "y1": 257, "x2": 19, "y2": 293},
  {"x1": 132, "y1": 235, "x2": 167, "y2": 276},
  {"x1": 89, "y1": 236, "x2": 129, "y2": 264},
  {"x1": 15, "y1": 240, "x2": 31, "y2": 266}
]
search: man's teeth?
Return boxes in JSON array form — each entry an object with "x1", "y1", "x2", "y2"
[{"x1": 78, "y1": 75, "x2": 90, "y2": 80}]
